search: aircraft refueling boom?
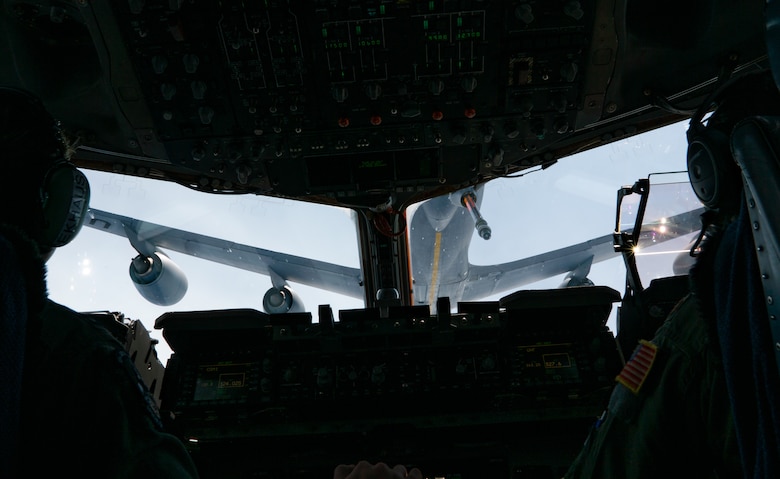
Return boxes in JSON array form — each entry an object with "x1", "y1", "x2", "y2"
[{"x1": 461, "y1": 189, "x2": 492, "y2": 240}]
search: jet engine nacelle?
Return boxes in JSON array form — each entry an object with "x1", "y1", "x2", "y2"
[
  {"x1": 262, "y1": 284, "x2": 305, "y2": 314},
  {"x1": 129, "y1": 251, "x2": 188, "y2": 306}
]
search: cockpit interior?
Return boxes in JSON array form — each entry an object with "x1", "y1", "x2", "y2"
[{"x1": 1, "y1": 1, "x2": 774, "y2": 477}]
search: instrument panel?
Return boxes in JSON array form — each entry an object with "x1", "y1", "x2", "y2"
[
  {"x1": 0, "y1": 0, "x2": 768, "y2": 207},
  {"x1": 155, "y1": 286, "x2": 622, "y2": 478}
]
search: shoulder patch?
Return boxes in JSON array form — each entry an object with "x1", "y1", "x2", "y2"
[{"x1": 616, "y1": 339, "x2": 658, "y2": 394}]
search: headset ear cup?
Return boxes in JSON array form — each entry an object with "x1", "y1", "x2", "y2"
[
  {"x1": 40, "y1": 164, "x2": 90, "y2": 248},
  {"x1": 687, "y1": 128, "x2": 740, "y2": 211}
]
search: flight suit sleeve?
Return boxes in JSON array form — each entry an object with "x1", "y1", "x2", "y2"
[
  {"x1": 98, "y1": 344, "x2": 201, "y2": 479},
  {"x1": 21, "y1": 303, "x2": 200, "y2": 478},
  {"x1": 564, "y1": 294, "x2": 740, "y2": 478}
]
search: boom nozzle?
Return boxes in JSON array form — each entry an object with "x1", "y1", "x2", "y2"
[{"x1": 461, "y1": 190, "x2": 492, "y2": 240}]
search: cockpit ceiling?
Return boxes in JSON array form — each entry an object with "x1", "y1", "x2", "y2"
[{"x1": 0, "y1": 0, "x2": 768, "y2": 208}]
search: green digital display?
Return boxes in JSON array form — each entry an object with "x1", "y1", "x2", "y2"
[{"x1": 193, "y1": 363, "x2": 251, "y2": 402}]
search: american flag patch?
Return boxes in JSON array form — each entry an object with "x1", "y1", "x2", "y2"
[{"x1": 616, "y1": 339, "x2": 658, "y2": 394}]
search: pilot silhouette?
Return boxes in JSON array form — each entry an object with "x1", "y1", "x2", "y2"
[
  {"x1": 0, "y1": 87, "x2": 199, "y2": 478},
  {"x1": 566, "y1": 69, "x2": 780, "y2": 479}
]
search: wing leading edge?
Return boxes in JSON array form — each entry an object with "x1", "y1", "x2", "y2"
[
  {"x1": 460, "y1": 207, "x2": 705, "y2": 302},
  {"x1": 84, "y1": 208, "x2": 365, "y2": 300}
]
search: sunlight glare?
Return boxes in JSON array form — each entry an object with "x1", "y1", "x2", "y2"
[{"x1": 80, "y1": 258, "x2": 92, "y2": 276}]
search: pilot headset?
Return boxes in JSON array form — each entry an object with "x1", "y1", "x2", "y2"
[
  {"x1": 0, "y1": 86, "x2": 90, "y2": 250},
  {"x1": 39, "y1": 153, "x2": 91, "y2": 249},
  {"x1": 686, "y1": 69, "x2": 780, "y2": 215}
]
